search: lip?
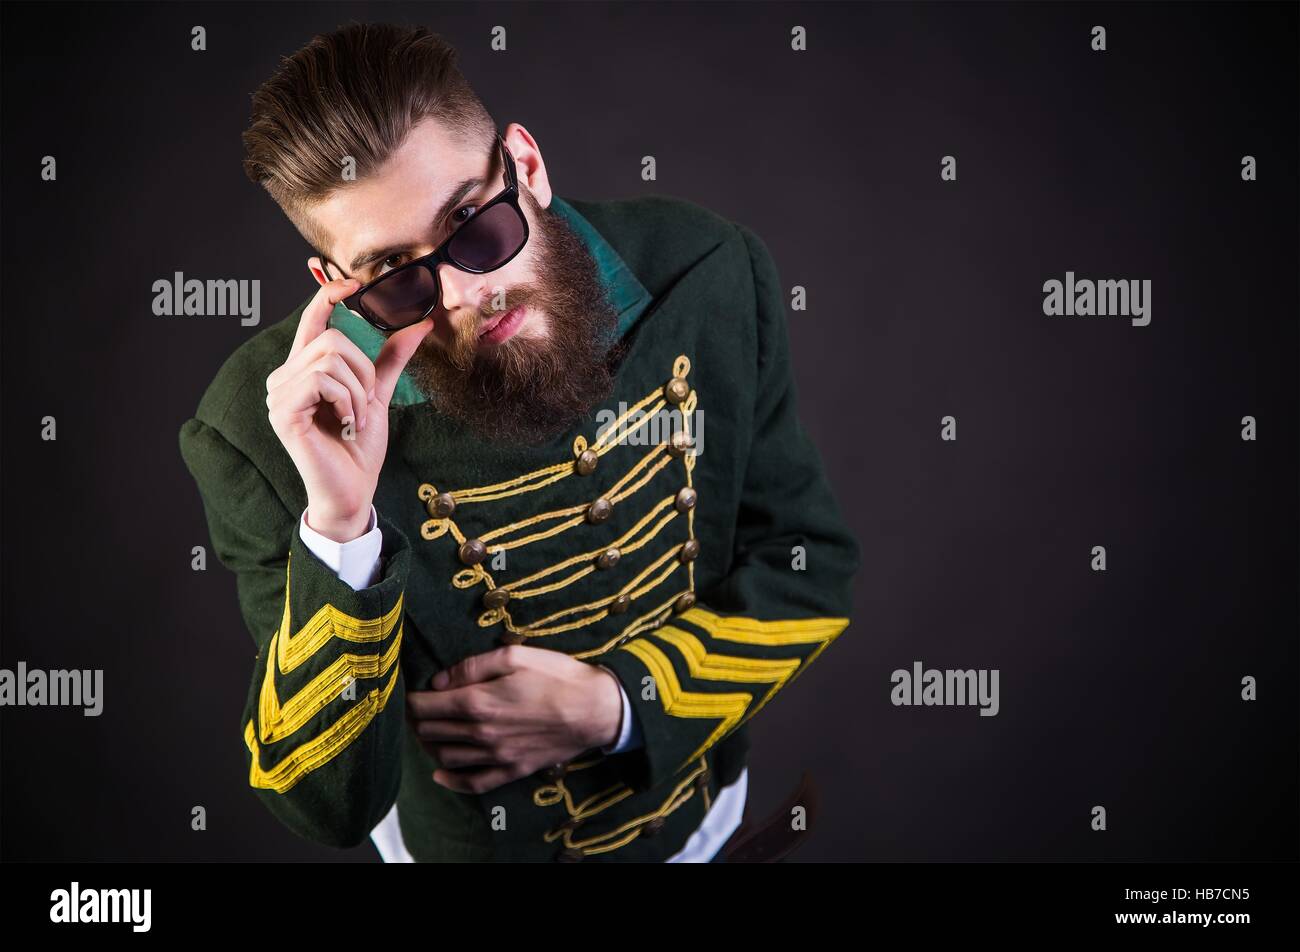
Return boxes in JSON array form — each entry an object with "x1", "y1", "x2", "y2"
[{"x1": 478, "y1": 305, "x2": 528, "y2": 345}]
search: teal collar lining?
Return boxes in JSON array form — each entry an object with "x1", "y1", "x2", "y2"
[
  {"x1": 327, "y1": 194, "x2": 652, "y2": 407},
  {"x1": 549, "y1": 194, "x2": 652, "y2": 340}
]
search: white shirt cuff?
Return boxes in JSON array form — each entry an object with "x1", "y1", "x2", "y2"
[
  {"x1": 298, "y1": 505, "x2": 383, "y2": 591},
  {"x1": 599, "y1": 672, "x2": 644, "y2": 754}
]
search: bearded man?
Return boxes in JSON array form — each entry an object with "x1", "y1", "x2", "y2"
[{"x1": 179, "y1": 22, "x2": 858, "y2": 863}]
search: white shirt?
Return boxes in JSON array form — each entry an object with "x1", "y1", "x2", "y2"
[{"x1": 298, "y1": 505, "x2": 746, "y2": 862}]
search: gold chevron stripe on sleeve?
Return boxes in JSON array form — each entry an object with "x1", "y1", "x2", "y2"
[
  {"x1": 244, "y1": 661, "x2": 401, "y2": 794},
  {"x1": 622, "y1": 612, "x2": 850, "y2": 773},
  {"x1": 684, "y1": 610, "x2": 849, "y2": 726},
  {"x1": 682, "y1": 607, "x2": 849, "y2": 646},
  {"x1": 651, "y1": 625, "x2": 801, "y2": 684},
  {"x1": 274, "y1": 553, "x2": 404, "y2": 674},
  {"x1": 257, "y1": 621, "x2": 403, "y2": 745},
  {"x1": 620, "y1": 638, "x2": 751, "y2": 770}
]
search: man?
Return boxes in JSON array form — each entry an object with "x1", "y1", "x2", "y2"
[{"x1": 179, "y1": 22, "x2": 858, "y2": 863}]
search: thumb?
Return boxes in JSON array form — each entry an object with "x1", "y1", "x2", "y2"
[{"x1": 373, "y1": 315, "x2": 434, "y2": 405}]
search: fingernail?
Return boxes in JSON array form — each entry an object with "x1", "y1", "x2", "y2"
[{"x1": 432, "y1": 671, "x2": 449, "y2": 689}]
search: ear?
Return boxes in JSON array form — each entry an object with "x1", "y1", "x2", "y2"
[
  {"x1": 502, "y1": 123, "x2": 553, "y2": 210},
  {"x1": 307, "y1": 256, "x2": 332, "y2": 287}
]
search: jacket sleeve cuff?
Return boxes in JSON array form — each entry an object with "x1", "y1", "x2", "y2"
[
  {"x1": 598, "y1": 671, "x2": 644, "y2": 754},
  {"x1": 297, "y1": 505, "x2": 383, "y2": 591},
  {"x1": 596, "y1": 646, "x2": 692, "y2": 790},
  {"x1": 287, "y1": 506, "x2": 409, "y2": 624}
]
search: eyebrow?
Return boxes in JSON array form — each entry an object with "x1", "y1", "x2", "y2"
[{"x1": 347, "y1": 175, "x2": 484, "y2": 275}]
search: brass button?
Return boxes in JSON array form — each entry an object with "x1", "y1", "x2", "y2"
[
  {"x1": 642, "y1": 816, "x2": 667, "y2": 837},
  {"x1": 483, "y1": 588, "x2": 510, "y2": 610},
  {"x1": 595, "y1": 548, "x2": 621, "y2": 570},
  {"x1": 608, "y1": 593, "x2": 631, "y2": 615},
  {"x1": 557, "y1": 847, "x2": 585, "y2": 863},
  {"x1": 426, "y1": 492, "x2": 456, "y2": 519},
  {"x1": 667, "y1": 431, "x2": 693, "y2": 458},
  {"x1": 664, "y1": 377, "x2": 690, "y2": 405},
  {"x1": 458, "y1": 539, "x2": 487, "y2": 565},
  {"x1": 679, "y1": 539, "x2": 701, "y2": 563},
  {"x1": 575, "y1": 449, "x2": 598, "y2": 476},
  {"x1": 499, "y1": 631, "x2": 525, "y2": 646},
  {"x1": 586, "y1": 497, "x2": 613, "y2": 524},
  {"x1": 673, "y1": 592, "x2": 696, "y2": 614},
  {"x1": 674, "y1": 487, "x2": 697, "y2": 513}
]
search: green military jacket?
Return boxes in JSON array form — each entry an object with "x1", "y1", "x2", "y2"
[{"x1": 179, "y1": 194, "x2": 859, "y2": 862}]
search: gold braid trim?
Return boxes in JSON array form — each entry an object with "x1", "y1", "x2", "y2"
[
  {"x1": 244, "y1": 557, "x2": 406, "y2": 788},
  {"x1": 678, "y1": 609, "x2": 850, "y2": 727},
  {"x1": 475, "y1": 442, "x2": 674, "y2": 550},
  {"x1": 534, "y1": 780, "x2": 631, "y2": 817},
  {"x1": 273, "y1": 552, "x2": 404, "y2": 675},
  {"x1": 502, "y1": 497, "x2": 678, "y2": 596},
  {"x1": 571, "y1": 588, "x2": 687, "y2": 659},
  {"x1": 244, "y1": 662, "x2": 400, "y2": 794},
  {"x1": 429, "y1": 388, "x2": 666, "y2": 508},
  {"x1": 542, "y1": 758, "x2": 709, "y2": 856},
  {"x1": 498, "y1": 544, "x2": 686, "y2": 637},
  {"x1": 257, "y1": 621, "x2": 403, "y2": 745},
  {"x1": 621, "y1": 639, "x2": 752, "y2": 771}
]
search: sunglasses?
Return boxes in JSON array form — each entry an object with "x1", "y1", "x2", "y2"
[{"x1": 321, "y1": 132, "x2": 530, "y2": 332}]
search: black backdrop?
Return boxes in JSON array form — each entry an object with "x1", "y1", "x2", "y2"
[{"x1": 1, "y1": 1, "x2": 1295, "y2": 863}]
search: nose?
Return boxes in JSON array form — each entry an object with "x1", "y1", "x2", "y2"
[{"x1": 435, "y1": 262, "x2": 487, "y2": 321}]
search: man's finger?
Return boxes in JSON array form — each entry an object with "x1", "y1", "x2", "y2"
[
  {"x1": 373, "y1": 314, "x2": 434, "y2": 405},
  {"x1": 431, "y1": 646, "x2": 520, "y2": 691},
  {"x1": 285, "y1": 352, "x2": 370, "y2": 430},
  {"x1": 270, "y1": 369, "x2": 356, "y2": 430},
  {"x1": 409, "y1": 717, "x2": 483, "y2": 743},
  {"x1": 269, "y1": 326, "x2": 376, "y2": 397},
  {"x1": 405, "y1": 685, "x2": 489, "y2": 721},
  {"x1": 289, "y1": 278, "x2": 360, "y2": 362},
  {"x1": 425, "y1": 743, "x2": 503, "y2": 769}
]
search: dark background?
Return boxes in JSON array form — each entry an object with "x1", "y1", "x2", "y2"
[{"x1": 1, "y1": 1, "x2": 1295, "y2": 863}]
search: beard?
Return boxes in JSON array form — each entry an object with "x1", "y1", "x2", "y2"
[{"x1": 401, "y1": 191, "x2": 623, "y2": 445}]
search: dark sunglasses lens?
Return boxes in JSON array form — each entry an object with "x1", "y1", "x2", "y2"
[
  {"x1": 360, "y1": 266, "x2": 439, "y2": 329},
  {"x1": 447, "y1": 202, "x2": 526, "y2": 271}
]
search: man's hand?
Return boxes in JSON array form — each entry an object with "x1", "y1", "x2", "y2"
[
  {"x1": 265, "y1": 277, "x2": 433, "y2": 542},
  {"x1": 406, "y1": 645, "x2": 625, "y2": 794}
]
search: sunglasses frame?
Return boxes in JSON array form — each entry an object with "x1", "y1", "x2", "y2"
[{"x1": 321, "y1": 132, "x2": 530, "y2": 333}]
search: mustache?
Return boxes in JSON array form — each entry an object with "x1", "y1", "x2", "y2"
[{"x1": 437, "y1": 297, "x2": 532, "y2": 371}]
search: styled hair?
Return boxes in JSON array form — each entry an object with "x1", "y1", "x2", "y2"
[{"x1": 241, "y1": 22, "x2": 496, "y2": 256}]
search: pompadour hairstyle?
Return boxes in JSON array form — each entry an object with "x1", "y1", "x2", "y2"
[{"x1": 242, "y1": 21, "x2": 497, "y2": 257}]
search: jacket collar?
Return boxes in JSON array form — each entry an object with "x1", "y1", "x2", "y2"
[
  {"x1": 328, "y1": 194, "x2": 652, "y2": 407},
  {"x1": 549, "y1": 194, "x2": 652, "y2": 339}
]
